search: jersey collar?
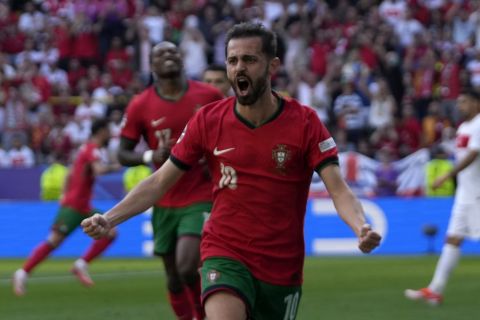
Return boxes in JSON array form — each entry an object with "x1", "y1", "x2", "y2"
[{"x1": 233, "y1": 91, "x2": 285, "y2": 129}]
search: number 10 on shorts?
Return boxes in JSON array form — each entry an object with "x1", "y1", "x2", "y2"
[{"x1": 283, "y1": 292, "x2": 300, "y2": 320}]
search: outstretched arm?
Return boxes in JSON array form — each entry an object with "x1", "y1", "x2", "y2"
[
  {"x1": 319, "y1": 164, "x2": 381, "y2": 253},
  {"x1": 82, "y1": 159, "x2": 185, "y2": 238}
]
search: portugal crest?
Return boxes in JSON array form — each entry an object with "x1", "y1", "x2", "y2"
[
  {"x1": 206, "y1": 270, "x2": 221, "y2": 283},
  {"x1": 272, "y1": 144, "x2": 290, "y2": 171}
]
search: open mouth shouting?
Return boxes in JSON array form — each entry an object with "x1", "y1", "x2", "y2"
[{"x1": 236, "y1": 76, "x2": 251, "y2": 97}]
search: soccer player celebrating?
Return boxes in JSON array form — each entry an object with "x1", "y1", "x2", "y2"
[
  {"x1": 202, "y1": 64, "x2": 232, "y2": 97},
  {"x1": 13, "y1": 119, "x2": 121, "y2": 296},
  {"x1": 82, "y1": 23, "x2": 381, "y2": 320},
  {"x1": 117, "y1": 42, "x2": 223, "y2": 320},
  {"x1": 405, "y1": 89, "x2": 480, "y2": 306}
]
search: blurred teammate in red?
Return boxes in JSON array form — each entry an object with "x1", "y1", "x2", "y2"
[
  {"x1": 82, "y1": 23, "x2": 381, "y2": 320},
  {"x1": 13, "y1": 118, "x2": 121, "y2": 296},
  {"x1": 117, "y1": 42, "x2": 223, "y2": 320}
]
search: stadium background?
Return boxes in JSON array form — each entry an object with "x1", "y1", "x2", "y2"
[{"x1": 0, "y1": 0, "x2": 479, "y2": 319}]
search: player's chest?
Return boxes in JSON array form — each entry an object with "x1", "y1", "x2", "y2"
[{"x1": 208, "y1": 124, "x2": 306, "y2": 176}]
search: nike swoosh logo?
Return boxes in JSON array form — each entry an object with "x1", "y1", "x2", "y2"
[
  {"x1": 213, "y1": 147, "x2": 235, "y2": 156},
  {"x1": 151, "y1": 117, "x2": 166, "y2": 127}
]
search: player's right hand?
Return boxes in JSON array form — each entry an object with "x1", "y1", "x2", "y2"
[{"x1": 81, "y1": 213, "x2": 111, "y2": 239}]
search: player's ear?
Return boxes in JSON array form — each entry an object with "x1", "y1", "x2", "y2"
[{"x1": 269, "y1": 57, "x2": 281, "y2": 76}]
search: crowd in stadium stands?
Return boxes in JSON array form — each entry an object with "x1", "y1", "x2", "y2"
[{"x1": 0, "y1": 0, "x2": 476, "y2": 170}]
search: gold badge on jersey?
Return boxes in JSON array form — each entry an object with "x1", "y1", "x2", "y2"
[{"x1": 272, "y1": 144, "x2": 290, "y2": 172}]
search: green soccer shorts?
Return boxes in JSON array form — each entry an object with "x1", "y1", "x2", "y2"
[
  {"x1": 201, "y1": 257, "x2": 302, "y2": 320},
  {"x1": 152, "y1": 202, "x2": 211, "y2": 255},
  {"x1": 53, "y1": 206, "x2": 99, "y2": 236}
]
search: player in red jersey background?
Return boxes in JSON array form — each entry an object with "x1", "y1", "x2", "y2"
[
  {"x1": 117, "y1": 41, "x2": 223, "y2": 320},
  {"x1": 82, "y1": 23, "x2": 381, "y2": 320},
  {"x1": 13, "y1": 118, "x2": 121, "y2": 296}
]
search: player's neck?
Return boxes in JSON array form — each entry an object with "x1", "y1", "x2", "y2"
[
  {"x1": 155, "y1": 76, "x2": 188, "y2": 101},
  {"x1": 235, "y1": 92, "x2": 280, "y2": 127}
]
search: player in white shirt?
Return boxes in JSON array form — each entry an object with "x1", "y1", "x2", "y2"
[{"x1": 405, "y1": 89, "x2": 480, "y2": 305}]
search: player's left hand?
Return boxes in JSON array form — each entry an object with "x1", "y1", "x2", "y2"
[{"x1": 358, "y1": 224, "x2": 381, "y2": 253}]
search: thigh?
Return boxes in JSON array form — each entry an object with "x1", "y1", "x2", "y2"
[
  {"x1": 447, "y1": 202, "x2": 470, "y2": 239},
  {"x1": 201, "y1": 257, "x2": 255, "y2": 315},
  {"x1": 52, "y1": 206, "x2": 86, "y2": 236},
  {"x1": 152, "y1": 206, "x2": 178, "y2": 255},
  {"x1": 254, "y1": 282, "x2": 302, "y2": 320},
  {"x1": 177, "y1": 202, "x2": 212, "y2": 237}
]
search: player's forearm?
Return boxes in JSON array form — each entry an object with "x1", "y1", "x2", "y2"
[
  {"x1": 104, "y1": 160, "x2": 184, "y2": 226},
  {"x1": 117, "y1": 148, "x2": 146, "y2": 167},
  {"x1": 331, "y1": 189, "x2": 366, "y2": 237},
  {"x1": 448, "y1": 150, "x2": 478, "y2": 178}
]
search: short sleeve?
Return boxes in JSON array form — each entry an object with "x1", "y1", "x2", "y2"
[
  {"x1": 120, "y1": 97, "x2": 142, "y2": 141},
  {"x1": 304, "y1": 111, "x2": 339, "y2": 172},
  {"x1": 170, "y1": 111, "x2": 205, "y2": 170}
]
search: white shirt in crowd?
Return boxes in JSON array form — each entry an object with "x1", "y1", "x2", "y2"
[
  {"x1": 0, "y1": 148, "x2": 10, "y2": 167},
  {"x1": 7, "y1": 146, "x2": 35, "y2": 168}
]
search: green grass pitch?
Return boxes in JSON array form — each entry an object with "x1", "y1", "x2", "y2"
[{"x1": 0, "y1": 256, "x2": 478, "y2": 320}]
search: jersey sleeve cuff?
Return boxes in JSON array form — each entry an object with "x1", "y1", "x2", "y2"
[
  {"x1": 315, "y1": 156, "x2": 339, "y2": 173},
  {"x1": 169, "y1": 155, "x2": 191, "y2": 171}
]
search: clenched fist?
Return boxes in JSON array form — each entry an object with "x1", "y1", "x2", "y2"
[
  {"x1": 81, "y1": 214, "x2": 112, "y2": 240},
  {"x1": 358, "y1": 224, "x2": 382, "y2": 253}
]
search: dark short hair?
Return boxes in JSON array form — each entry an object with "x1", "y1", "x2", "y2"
[
  {"x1": 91, "y1": 118, "x2": 109, "y2": 135},
  {"x1": 460, "y1": 87, "x2": 480, "y2": 101},
  {"x1": 225, "y1": 22, "x2": 277, "y2": 59},
  {"x1": 204, "y1": 64, "x2": 226, "y2": 74}
]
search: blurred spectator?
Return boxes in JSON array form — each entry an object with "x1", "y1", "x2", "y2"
[
  {"x1": 396, "y1": 101, "x2": 422, "y2": 157},
  {"x1": 0, "y1": 52, "x2": 16, "y2": 80},
  {"x1": 394, "y1": 8, "x2": 424, "y2": 47},
  {"x1": 7, "y1": 135, "x2": 35, "y2": 168},
  {"x1": 105, "y1": 36, "x2": 131, "y2": 71},
  {"x1": 422, "y1": 99, "x2": 452, "y2": 147},
  {"x1": 370, "y1": 124, "x2": 400, "y2": 158},
  {"x1": 67, "y1": 58, "x2": 87, "y2": 89},
  {"x1": 374, "y1": 147, "x2": 399, "y2": 197},
  {"x1": 40, "y1": 157, "x2": 68, "y2": 201},
  {"x1": 379, "y1": 0, "x2": 407, "y2": 27},
  {"x1": 295, "y1": 70, "x2": 330, "y2": 124},
  {"x1": 109, "y1": 59, "x2": 133, "y2": 89},
  {"x1": 202, "y1": 64, "x2": 232, "y2": 97},
  {"x1": 466, "y1": 48, "x2": 480, "y2": 91},
  {"x1": 141, "y1": 5, "x2": 166, "y2": 44},
  {"x1": 18, "y1": 1, "x2": 45, "y2": 35},
  {"x1": 44, "y1": 117, "x2": 74, "y2": 164},
  {"x1": 30, "y1": 111, "x2": 53, "y2": 163},
  {"x1": 333, "y1": 80, "x2": 368, "y2": 145},
  {"x1": 40, "y1": 60, "x2": 68, "y2": 90},
  {"x1": 368, "y1": 78, "x2": 396, "y2": 130},
  {"x1": 2, "y1": 86, "x2": 29, "y2": 149},
  {"x1": 0, "y1": 143, "x2": 10, "y2": 167},
  {"x1": 74, "y1": 91, "x2": 106, "y2": 131},
  {"x1": 107, "y1": 109, "x2": 123, "y2": 163},
  {"x1": 70, "y1": 12, "x2": 100, "y2": 65},
  {"x1": 425, "y1": 144, "x2": 455, "y2": 197},
  {"x1": 180, "y1": 15, "x2": 209, "y2": 80},
  {"x1": 438, "y1": 49, "x2": 462, "y2": 123}
]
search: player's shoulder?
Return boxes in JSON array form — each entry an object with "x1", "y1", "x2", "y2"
[
  {"x1": 126, "y1": 86, "x2": 155, "y2": 108},
  {"x1": 195, "y1": 96, "x2": 234, "y2": 120},
  {"x1": 281, "y1": 94, "x2": 320, "y2": 121}
]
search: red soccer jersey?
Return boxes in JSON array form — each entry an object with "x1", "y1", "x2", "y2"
[
  {"x1": 171, "y1": 95, "x2": 339, "y2": 285},
  {"x1": 121, "y1": 80, "x2": 224, "y2": 207},
  {"x1": 60, "y1": 142, "x2": 101, "y2": 214}
]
